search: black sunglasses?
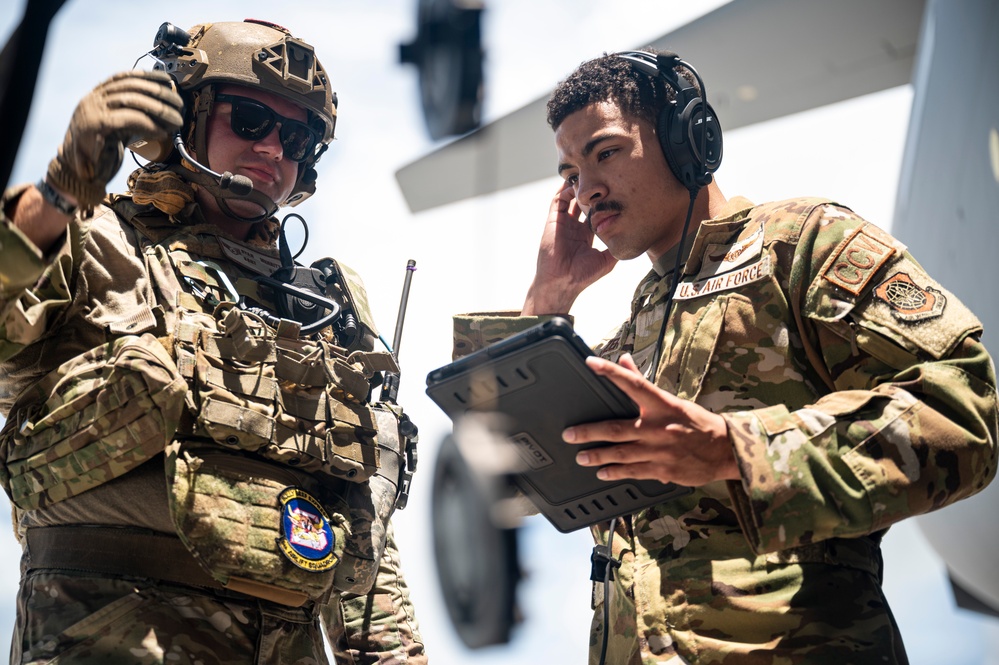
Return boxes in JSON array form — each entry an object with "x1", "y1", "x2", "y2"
[{"x1": 214, "y1": 93, "x2": 320, "y2": 163}]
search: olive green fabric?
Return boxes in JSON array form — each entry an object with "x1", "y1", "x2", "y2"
[{"x1": 0, "y1": 333, "x2": 185, "y2": 510}]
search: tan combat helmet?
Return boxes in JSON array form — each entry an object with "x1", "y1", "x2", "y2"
[{"x1": 142, "y1": 19, "x2": 337, "y2": 208}]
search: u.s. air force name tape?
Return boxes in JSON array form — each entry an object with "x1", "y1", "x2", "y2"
[{"x1": 674, "y1": 254, "x2": 772, "y2": 301}]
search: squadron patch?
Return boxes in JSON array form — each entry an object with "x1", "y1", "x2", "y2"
[
  {"x1": 823, "y1": 225, "x2": 895, "y2": 295},
  {"x1": 874, "y1": 272, "x2": 946, "y2": 322},
  {"x1": 277, "y1": 487, "x2": 338, "y2": 572}
]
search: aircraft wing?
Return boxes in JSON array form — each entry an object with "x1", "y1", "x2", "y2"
[{"x1": 395, "y1": 0, "x2": 926, "y2": 213}]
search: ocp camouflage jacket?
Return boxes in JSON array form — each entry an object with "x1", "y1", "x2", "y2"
[
  {"x1": 452, "y1": 196, "x2": 998, "y2": 665},
  {"x1": 0, "y1": 185, "x2": 425, "y2": 663}
]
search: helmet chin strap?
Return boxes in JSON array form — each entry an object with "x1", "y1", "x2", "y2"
[
  {"x1": 217, "y1": 195, "x2": 279, "y2": 224},
  {"x1": 168, "y1": 156, "x2": 281, "y2": 224}
]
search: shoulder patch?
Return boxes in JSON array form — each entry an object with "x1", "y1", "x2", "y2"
[
  {"x1": 851, "y1": 255, "x2": 982, "y2": 359},
  {"x1": 823, "y1": 224, "x2": 895, "y2": 295},
  {"x1": 873, "y1": 272, "x2": 946, "y2": 322}
]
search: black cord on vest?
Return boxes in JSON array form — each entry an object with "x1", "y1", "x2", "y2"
[
  {"x1": 647, "y1": 187, "x2": 698, "y2": 379},
  {"x1": 592, "y1": 517, "x2": 621, "y2": 665}
]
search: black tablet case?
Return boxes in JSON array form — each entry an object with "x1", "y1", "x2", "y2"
[{"x1": 426, "y1": 317, "x2": 690, "y2": 532}]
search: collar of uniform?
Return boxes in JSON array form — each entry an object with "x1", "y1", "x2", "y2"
[
  {"x1": 644, "y1": 237, "x2": 693, "y2": 310},
  {"x1": 651, "y1": 231, "x2": 698, "y2": 278},
  {"x1": 680, "y1": 196, "x2": 757, "y2": 276},
  {"x1": 118, "y1": 193, "x2": 282, "y2": 256},
  {"x1": 629, "y1": 268, "x2": 661, "y2": 316},
  {"x1": 651, "y1": 196, "x2": 756, "y2": 278}
]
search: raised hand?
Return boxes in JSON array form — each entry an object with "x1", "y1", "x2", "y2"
[
  {"x1": 522, "y1": 181, "x2": 617, "y2": 315},
  {"x1": 46, "y1": 70, "x2": 184, "y2": 210}
]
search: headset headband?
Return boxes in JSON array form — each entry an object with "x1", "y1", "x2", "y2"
[{"x1": 614, "y1": 50, "x2": 723, "y2": 191}]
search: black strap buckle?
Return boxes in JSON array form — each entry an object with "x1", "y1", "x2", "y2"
[{"x1": 590, "y1": 544, "x2": 621, "y2": 583}]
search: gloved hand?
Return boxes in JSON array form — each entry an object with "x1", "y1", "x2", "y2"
[{"x1": 46, "y1": 70, "x2": 184, "y2": 210}]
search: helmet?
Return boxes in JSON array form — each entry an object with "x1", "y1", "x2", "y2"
[{"x1": 146, "y1": 19, "x2": 337, "y2": 207}]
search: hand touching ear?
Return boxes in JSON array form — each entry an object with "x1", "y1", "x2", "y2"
[{"x1": 522, "y1": 181, "x2": 617, "y2": 316}]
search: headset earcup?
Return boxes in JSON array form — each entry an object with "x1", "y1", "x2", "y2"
[
  {"x1": 618, "y1": 49, "x2": 724, "y2": 191},
  {"x1": 695, "y1": 101, "x2": 723, "y2": 182},
  {"x1": 658, "y1": 100, "x2": 697, "y2": 190},
  {"x1": 668, "y1": 98, "x2": 724, "y2": 189}
]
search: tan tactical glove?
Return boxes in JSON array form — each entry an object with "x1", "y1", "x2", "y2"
[{"x1": 46, "y1": 70, "x2": 184, "y2": 211}]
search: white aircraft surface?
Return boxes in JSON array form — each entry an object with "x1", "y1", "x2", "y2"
[{"x1": 1, "y1": 0, "x2": 997, "y2": 663}]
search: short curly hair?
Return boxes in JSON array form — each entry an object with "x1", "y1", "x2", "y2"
[{"x1": 546, "y1": 49, "x2": 700, "y2": 131}]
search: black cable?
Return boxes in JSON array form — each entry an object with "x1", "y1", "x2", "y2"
[
  {"x1": 647, "y1": 187, "x2": 698, "y2": 379},
  {"x1": 595, "y1": 187, "x2": 699, "y2": 665},
  {"x1": 280, "y1": 212, "x2": 310, "y2": 260},
  {"x1": 130, "y1": 150, "x2": 153, "y2": 172},
  {"x1": 597, "y1": 517, "x2": 619, "y2": 665}
]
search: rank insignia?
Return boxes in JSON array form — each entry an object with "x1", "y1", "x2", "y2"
[
  {"x1": 697, "y1": 222, "x2": 764, "y2": 279},
  {"x1": 277, "y1": 487, "x2": 337, "y2": 572},
  {"x1": 874, "y1": 272, "x2": 946, "y2": 322}
]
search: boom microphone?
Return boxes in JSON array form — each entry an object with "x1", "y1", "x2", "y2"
[
  {"x1": 218, "y1": 172, "x2": 254, "y2": 197},
  {"x1": 172, "y1": 133, "x2": 254, "y2": 196}
]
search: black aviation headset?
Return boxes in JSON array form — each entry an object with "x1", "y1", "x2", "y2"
[{"x1": 614, "y1": 49, "x2": 723, "y2": 192}]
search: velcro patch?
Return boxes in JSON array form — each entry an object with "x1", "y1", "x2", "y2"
[
  {"x1": 218, "y1": 237, "x2": 282, "y2": 276},
  {"x1": 278, "y1": 487, "x2": 338, "y2": 572},
  {"x1": 874, "y1": 272, "x2": 946, "y2": 321},
  {"x1": 696, "y1": 223, "x2": 764, "y2": 279},
  {"x1": 823, "y1": 225, "x2": 895, "y2": 295},
  {"x1": 675, "y1": 254, "x2": 771, "y2": 301}
]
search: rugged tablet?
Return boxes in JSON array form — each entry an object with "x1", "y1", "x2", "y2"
[{"x1": 426, "y1": 317, "x2": 691, "y2": 532}]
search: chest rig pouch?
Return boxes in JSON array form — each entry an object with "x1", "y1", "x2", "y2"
[
  {"x1": 149, "y1": 228, "x2": 405, "y2": 603},
  {"x1": 0, "y1": 333, "x2": 187, "y2": 511}
]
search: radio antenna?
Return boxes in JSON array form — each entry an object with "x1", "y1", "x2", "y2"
[{"x1": 381, "y1": 259, "x2": 417, "y2": 403}]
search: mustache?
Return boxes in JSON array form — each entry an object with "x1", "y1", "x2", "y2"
[{"x1": 586, "y1": 200, "x2": 624, "y2": 232}]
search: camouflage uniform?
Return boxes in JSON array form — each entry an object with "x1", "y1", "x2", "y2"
[
  {"x1": 453, "y1": 196, "x2": 998, "y2": 665},
  {"x1": 0, "y1": 184, "x2": 426, "y2": 664}
]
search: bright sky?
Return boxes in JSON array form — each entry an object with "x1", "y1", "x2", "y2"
[{"x1": 2, "y1": 1, "x2": 998, "y2": 663}]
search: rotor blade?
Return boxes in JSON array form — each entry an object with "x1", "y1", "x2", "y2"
[{"x1": 396, "y1": 0, "x2": 925, "y2": 213}]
